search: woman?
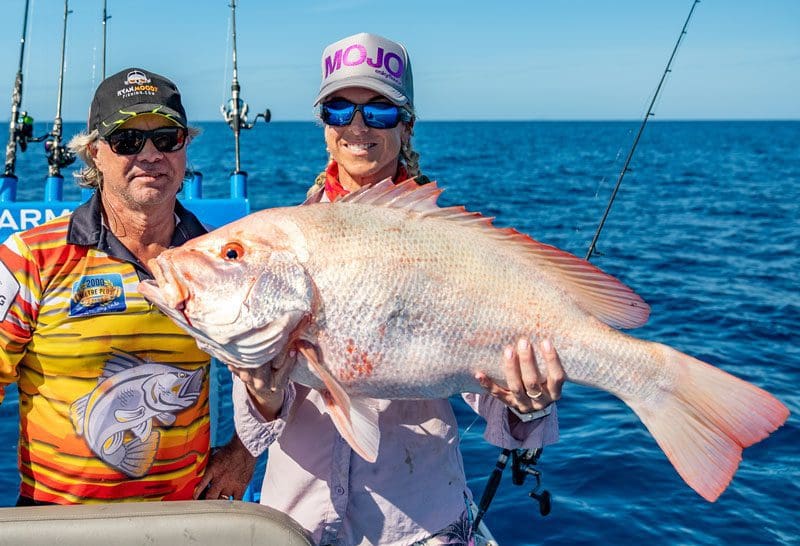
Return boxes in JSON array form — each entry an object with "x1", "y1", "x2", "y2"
[{"x1": 230, "y1": 34, "x2": 563, "y2": 545}]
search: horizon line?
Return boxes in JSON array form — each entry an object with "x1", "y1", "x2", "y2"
[{"x1": 17, "y1": 118, "x2": 800, "y2": 124}]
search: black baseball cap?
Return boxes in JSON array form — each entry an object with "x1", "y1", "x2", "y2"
[{"x1": 89, "y1": 67, "x2": 188, "y2": 137}]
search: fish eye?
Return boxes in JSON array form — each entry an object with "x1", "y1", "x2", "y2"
[{"x1": 222, "y1": 242, "x2": 245, "y2": 261}]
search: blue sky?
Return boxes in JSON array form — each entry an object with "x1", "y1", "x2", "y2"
[{"x1": 1, "y1": 0, "x2": 798, "y2": 122}]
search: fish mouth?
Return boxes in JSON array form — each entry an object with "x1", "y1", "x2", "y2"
[
  {"x1": 139, "y1": 278, "x2": 212, "y2": 342},
  {"x1": 139, "y1": 278, "x2": 305, "y2": 369},
  {"x1": 143, "y1": 256, "x2": 191, "y2": 310},
  {"x1": 179, "y1": 368, "x2": 204, "y2": 399},
  {"x1": 139, "y1": 255, "x2": 310, "y2": 369}
]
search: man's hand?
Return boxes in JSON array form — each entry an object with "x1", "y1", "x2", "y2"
[{"x1": 193, "y1": 434, "x2": 256, "y2": 500}]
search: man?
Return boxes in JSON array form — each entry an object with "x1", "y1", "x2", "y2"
[{"x1": 0, "y1": 67, "x2": 254, "y2": 505}]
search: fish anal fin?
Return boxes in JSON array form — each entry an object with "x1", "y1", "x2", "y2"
[
  {"x1": 630, "y1": 344, "x2": 789, "y2": 502},
  {"x1": 117, "y1": 431, "x2": 160, "y2": 478},
  {"x1": 297, "y1": 343, "x2": 380, "y2": 463}
]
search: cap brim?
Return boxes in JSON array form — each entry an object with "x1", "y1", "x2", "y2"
[
  {"x1": 98, "y1": 103, "x2": 187, "y2": 137},
  {"x1": 314, "y1": 77, "x2": 408, "y2": 106}
]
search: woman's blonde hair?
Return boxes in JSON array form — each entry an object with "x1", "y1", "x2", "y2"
[
  {"x1": 307, "y1": 106, "x2": 420, "y2": 198},
  {"x1": 67, "y1": 125, "x2": 200, "y2": 189}
]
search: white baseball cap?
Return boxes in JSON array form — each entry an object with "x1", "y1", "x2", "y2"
[{"x1": 314, "y1": 32, "x2": 414, "y2": 107}]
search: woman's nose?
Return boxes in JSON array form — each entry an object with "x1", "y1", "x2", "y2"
[{"x1": 348, "y1": 110, "x2": 369, "y2": 133}]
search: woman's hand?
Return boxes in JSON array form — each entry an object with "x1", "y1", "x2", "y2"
[
  {"x1": 476, "y1": 338, "x2": 565, "y2": 414},
  {"x1": 228, "y1": 347, "x2": 298, "y2": 420}
]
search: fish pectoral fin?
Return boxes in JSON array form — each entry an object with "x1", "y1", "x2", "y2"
[
  {"x1": 115, "y1": 407, "x2": 146, "y2": 423},
  {"x1": 69, "y1": 394, "x2": 90, "y2": 435},
  {"x1": 323, "y1": 391, "x2": 381, "y2": 464},
  {"x1": 156, "y1": 412, "x2": 176, "y2": 426},
  {"x1": 131, "y1": 419, "x2": 153, "y2": 441},
  {"x1": 298, "y1": 342, "x2": 380, "y2": 463}
]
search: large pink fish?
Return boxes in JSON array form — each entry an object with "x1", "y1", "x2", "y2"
[{"x1": 138, "y1": 179, "x2": 788, "y2": 502}]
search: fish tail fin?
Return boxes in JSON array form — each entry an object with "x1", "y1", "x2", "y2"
[
  {"x1": 629, "y1": 345, "x2": 789, "y2": 502},
  {"x1": 69, "y1": 394, "x2": 90, "y2": 436}
]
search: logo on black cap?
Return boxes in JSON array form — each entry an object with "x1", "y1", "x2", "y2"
[
  {"x1": 125, "y1": 70, "x2": 151, "y2": 86},
  {"x1": 89, "y1": 67, "x2": 187, "y2": 137}
]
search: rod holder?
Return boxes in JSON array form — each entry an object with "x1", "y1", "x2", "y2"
[
  {"x1": 184, "y1": 171, "x2": 203, "y2": 200},
  {"x1": 44, "y1": 175, "x2": 64, "y2": 202},
  {"x1": 0, "y1": 175, "x2": 18, "y2": 202},
  {"x1": 230, "y1": 171, "x2": 247, "y2": 199}
]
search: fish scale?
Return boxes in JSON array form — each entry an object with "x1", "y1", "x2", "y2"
[
  {"x1": 139, "y1": 179, "x2": 788, "y2": 502},
  {"x1": 295, "y1": 203, "x2": 579, "y2": 395}
]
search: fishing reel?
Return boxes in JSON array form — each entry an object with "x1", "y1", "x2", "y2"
[
  {"x1": 511, "y1": 448, "x2": 551, "y2": 516},
  {"x1": 220, "y1": 98, "x2": 271, "y2": 131},
  {"x1": 44, "y1": 137, "x2": 76, "y2": 171},
  {"x1": 472, "y1": 447, "x2": 552, "y2": 535},
  {"x1": 14, "y1": 111, "x2": 47, "y2": 152}
]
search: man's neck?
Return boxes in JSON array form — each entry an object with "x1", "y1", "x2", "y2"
[{"x1": 100, "y1": 193, "x2": 176, "y2": 266}]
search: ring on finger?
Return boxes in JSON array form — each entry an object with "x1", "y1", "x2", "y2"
[{"x1": 526, "y1": 388, "x2": 544, "y2": 400}]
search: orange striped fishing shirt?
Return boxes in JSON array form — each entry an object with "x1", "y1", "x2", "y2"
[{"x1": 0, "y1": 195, "x2": 211, "y2": 504}]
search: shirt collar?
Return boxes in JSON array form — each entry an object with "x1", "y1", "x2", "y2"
[{"x1": 66, "y1": 191, "x2": 207, "y2": 276}]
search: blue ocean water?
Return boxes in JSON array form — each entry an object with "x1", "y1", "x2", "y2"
[{"x1": 2, "y1": 120, "x2": 798, "y2": 545}]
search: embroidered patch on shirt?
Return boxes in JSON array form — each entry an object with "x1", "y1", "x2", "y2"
[
  {"x1": 0, "y1": 261, "x2": 20, "y2": 321},
  {"x1": 69, "y1": 274, "x2": 127, "y2": 317}
]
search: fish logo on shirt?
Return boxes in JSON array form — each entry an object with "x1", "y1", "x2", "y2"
[{"x1": 69, "y1": 351, "x2": 205, "y2": 477}]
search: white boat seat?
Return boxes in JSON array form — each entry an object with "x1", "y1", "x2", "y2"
[{"x1": 0, "y1": 499, "x2": 313, "y2": 545}]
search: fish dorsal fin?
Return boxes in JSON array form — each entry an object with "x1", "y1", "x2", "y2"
[
  {"x1": 101, "y1": 349, "x2": 147, "y2": 380},
  {"x1": 340, "y1": 179, "x2": 650, "y2": 329},
  {"x1": 507, "y1": 235, "x2": 650, "y2": 328}
]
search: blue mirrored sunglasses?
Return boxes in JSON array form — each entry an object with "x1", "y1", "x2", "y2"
[{"x1": 320, "y1": 100, "x2": 412, "y2": 129}]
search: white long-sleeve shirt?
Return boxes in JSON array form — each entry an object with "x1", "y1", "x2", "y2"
[{"x1": 233, "y1": 379, "x2": 558, "y2": 545}]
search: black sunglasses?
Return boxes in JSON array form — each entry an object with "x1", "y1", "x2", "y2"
[
  {"x1": 320, "y1": 100, "x2": 412, "y2": 129},
  {"x1": 104, "y1": 127, "x2": 188, "y2": 156}
]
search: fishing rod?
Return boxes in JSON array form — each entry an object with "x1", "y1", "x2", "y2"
[
  {"x1": 4, "y1": 0, "x2": 47, "y2": 177},
  {"x1": 220, "y1": 0, "x2": 271, "y2": 174},
  {"x1": 472, "y1": 0, "x2": 701, "y2": 533},
  {"x1": 585, "y1": 0, "x2": 701, "y2": 260},
  {"x1": 44, "y1": 0, "x2": 77, "y2": 177},
  {"x1": 102, "y1": 0, "x2": 110, "y2": 78}
]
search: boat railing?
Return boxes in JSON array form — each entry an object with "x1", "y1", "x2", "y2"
[{"x1": 0, "y1": 170, "x2": 250, "y2": 242}]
